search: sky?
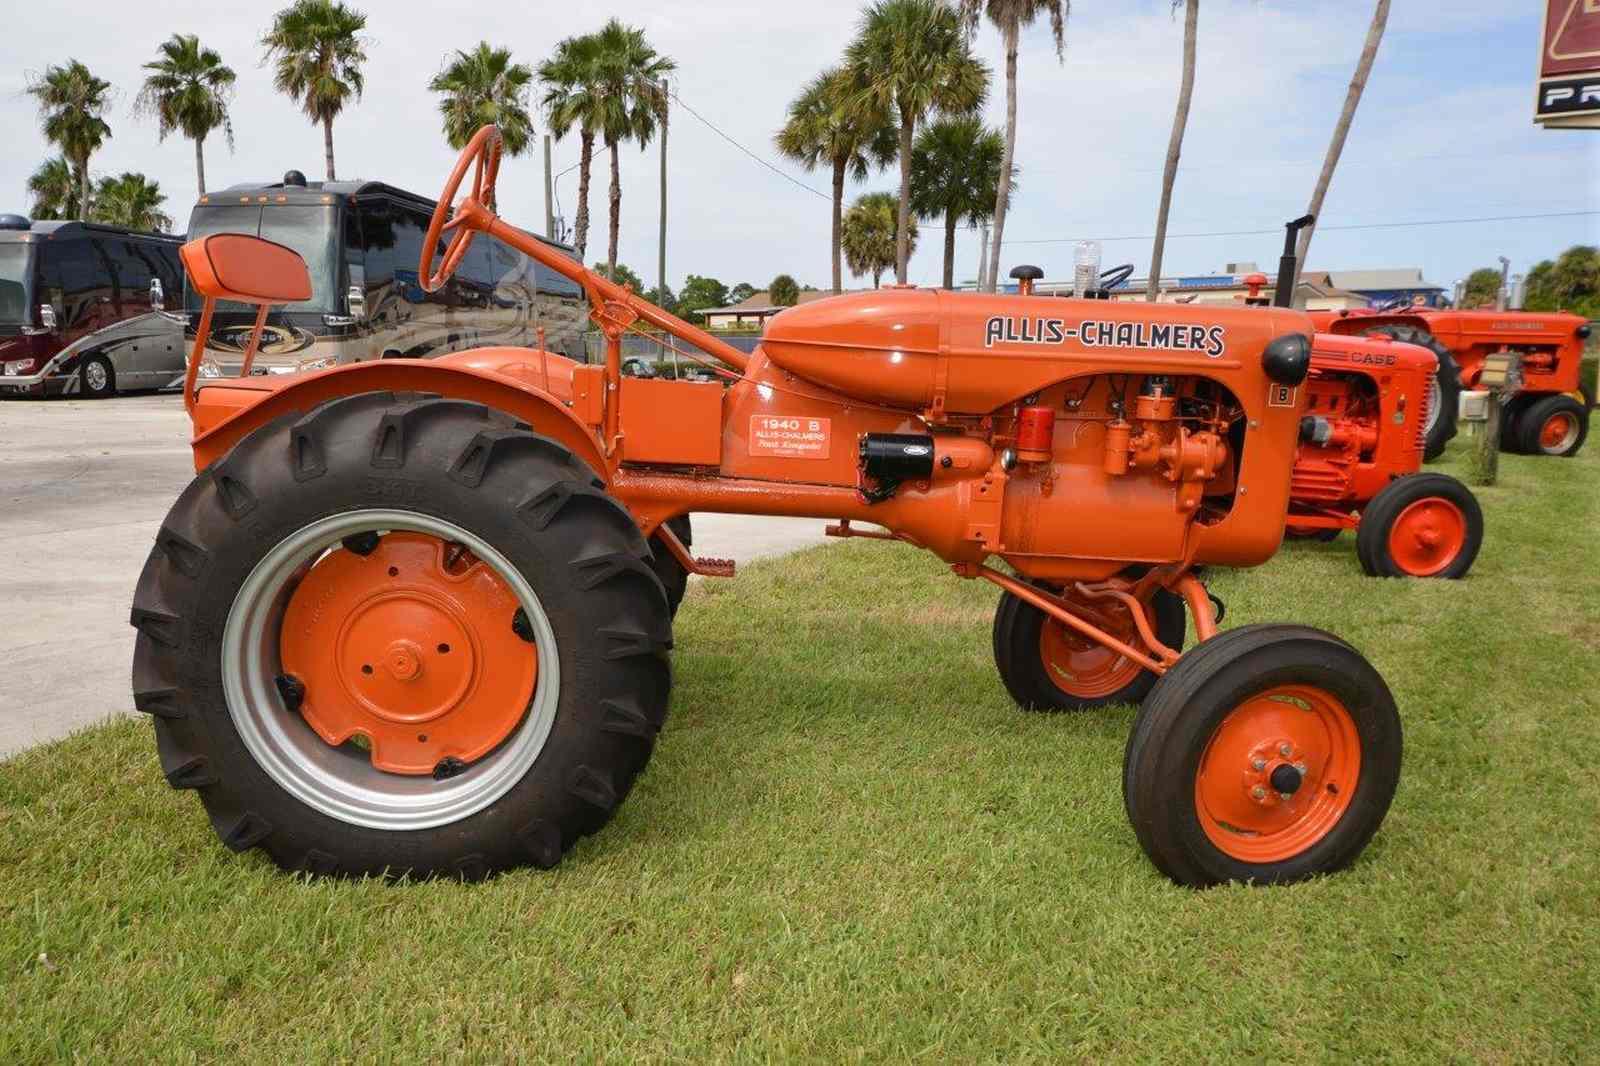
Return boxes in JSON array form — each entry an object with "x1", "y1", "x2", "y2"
[{"x1": 4, "y1": 0, "x2": 1597, "y2": 295}]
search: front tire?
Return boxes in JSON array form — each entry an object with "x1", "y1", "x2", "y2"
[
  {"x1": 1516, "y1": 394, "x2": 1588, "y2": 457},
  {"x1": 1355, "y1": 473, "x2": 1483, "y2": 579},
  {"x1": 80, "y1": 354, "x2": 116, "y2": 398},
  {"x1": 1122, "y1": 625, "x2": 1401, "y2": 887},
  {"x1": 992, "y1": 584, "x2": 1186, "y2": 711},
  {"x1": 130, "y1": 392, "x2": 672, "y2": 879}
]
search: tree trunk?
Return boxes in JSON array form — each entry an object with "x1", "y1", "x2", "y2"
[
  {"x1": 830, "y1": 158, "x2": 846, "y2": 294},
  {"x1": 607, "y1": 138, "x2": 622, "y2": 282},
  {"x1": 986, "y1": 21, "x2": 1021, "y2": 293},
  {"x1": 574, "y1": 131, "x2": 594, "y2": 262},
  {"x1": 323, "y1": 116, "x2": 336, "y2": 181},
  {"x1": 943, "y1": 208, "x2": 957, "y2": 290},
  {"x1": 78, "y1": 155, "x2": 91, "y2": 222},
  {"x1": 895, "y1": 109, "x2": 914, "y2": 286},
  {"x1": 1293, "y1": 0, "x2": 1390, "y2": 295},
  {"x1": 1148, "y1": 0, "x2": 1198, "y2": 302},
  {"x1": 195, "y1": 134, "x2": 207, "y2": 197},
  {"x1": 873, "y1": 269, "x2": 882, "y2": 290}
]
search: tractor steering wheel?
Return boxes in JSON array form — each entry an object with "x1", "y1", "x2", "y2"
[
  {"x1": 419, "y1": 124, "x2": 503, "y2": 294},
  {"x1": 1100, "y1": 263, "x2": 1135, "y2": 291}
]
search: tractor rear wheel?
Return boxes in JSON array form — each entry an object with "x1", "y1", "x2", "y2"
[
  {"x1": 1122, "y1": 624, "x2": 1401, "y2": 887},
  {"x1": 1355, "y1": 473, "x2": 1482, "y2": 579},
  {"x1": 1516, "y1": 394, "x2": 1588, "y2": 457},
  {"x1": 648, "y1": 515, "x2": 693, "y2": 617},
  {"x1": 129, "y1": 392, "x2": 672, "y2": 879},
  {"x1": 1371, "y1": 325, "x2": 1460, "y2": 461},
  {"x1": 992, "y1": 584, "x2": 1185, "y2": 711}
]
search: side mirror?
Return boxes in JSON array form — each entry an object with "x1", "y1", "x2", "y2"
[
  {"x1": 149, "y1": 278, "x2": 165, "y2": 311},
  {"x1": 347, "y1": 284, "x2": 366, "y2": 321},
  {"x1": 39, "y1": 304, "x2": 56, "y2": 331}
]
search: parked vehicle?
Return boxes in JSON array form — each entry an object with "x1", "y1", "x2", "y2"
[
  {"x1": 0, "y1": 215, "x2": 185, "y2": 398},
  {"x1": 182, "y1": 173, "x2": 585, "y2": 377},
  {"x1": 1310, "y1": 306, "x2": 1593, "y2": 458}
]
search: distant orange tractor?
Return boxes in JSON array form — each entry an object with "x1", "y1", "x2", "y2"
[
  {"x1": 1311, "y1": 305, "x2": 1593, "y2": 459},
  {"x1": 131, "y1": 127, "x2": 1402, "y2": 888}
]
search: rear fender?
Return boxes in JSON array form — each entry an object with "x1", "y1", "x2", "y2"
[{"x1": 189, "y1": 353, "x2": 607, "y2": 480}]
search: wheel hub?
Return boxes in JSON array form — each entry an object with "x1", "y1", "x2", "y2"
[
  {"x1": 280, "y1": 532, "x2": 537, "y2": 775},
  {"x1": 1039, "y1": 598, "x2": 1143, "y2": 698},
  {"x1": 1386, "y1": 497, "x2": 1466, "y2": 577},
  {"x1": 1540, "y1": 412, "x2": 1578, "y2": 453}
]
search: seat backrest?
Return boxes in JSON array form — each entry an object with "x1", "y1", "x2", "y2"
[{"x1": 180, "y1": 233, "x2": 311, "y2": 306}]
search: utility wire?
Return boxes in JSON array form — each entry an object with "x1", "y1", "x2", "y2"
[
  {"x1": 1000, "y1": 210, "x2": 1600, "y2": 246},
  {"x1": 667, "y1": 89, "x2": 832, "y2": 201}
]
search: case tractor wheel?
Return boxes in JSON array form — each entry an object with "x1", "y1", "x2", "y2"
[
  {"x1": 992, "y1": 584, "x2": 1186, "y2": 711},
  {"x1": 80, "y1": 354, "x2": 117, "y2": 398},
  {"x1": 1516, "y1": 394, "x2": 1588, "y2": 457},
  {"x1": 1355, "y1": 473, "x2": 1482, "y2": 579},
  {"x1": 1370, "y1": 325, "x2": 1460, "y2": 462},
  {"x1": 649, "y1": 515, "x2": 694, "y2": 617},
  {"x1": 129, "y1": 392, "x2": 673, "y2": 880},
  {"x1": 1122, "y1": 625, "x2": 1401, "y2": 887}
]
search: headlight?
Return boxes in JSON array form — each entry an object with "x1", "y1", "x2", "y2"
[{"x1": 4, "y1": 359, "x2": 35, "y2": 376}]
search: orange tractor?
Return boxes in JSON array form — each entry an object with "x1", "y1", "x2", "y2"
[
  {"x1": 131, "y1": 127, "x2": 1401, "y2": 888},
  {"x1": 1310, "y1": 305, "x2": 1593, "y2": 459}
]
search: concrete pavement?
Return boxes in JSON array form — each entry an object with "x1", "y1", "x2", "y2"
[{"x1": 0, "y1": 394, "x2": 830, "y2": 758}]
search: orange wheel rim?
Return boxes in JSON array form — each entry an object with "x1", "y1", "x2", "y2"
[
  {"x1": 1038, "y1": 599, "x2": 1144, "y2": 698},
  {"x1": 1195, "y1": 685, "x2": 1360, "y2": 863},
  {"x1": 1539, "y1": 412, "x2": 1579, "y2": 452},
  {"x1": 1385, "y1": 497, "x2": 1466, "y2": 576},
  {"x1": 280, "y1": 532, "x2": 537, "y2": 775}
]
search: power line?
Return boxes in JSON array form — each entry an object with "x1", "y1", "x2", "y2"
[
  {"x1": 667, "y1": 89, "x2": 831, "y2": 202},
  {"x1": 1000, "y1": 210, "x2": 1600, "y2": 246}
]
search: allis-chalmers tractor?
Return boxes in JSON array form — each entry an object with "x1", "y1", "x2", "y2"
[
  {"x1": 1235, "y1": 276, "x2": 1485, "y2": 580},
  {"x1": 131, "y1": 127, "x2": 1401, "y2": 888},
  {"x1": 1310, "y1": 305, "x2": 1593, "y2": 459}
]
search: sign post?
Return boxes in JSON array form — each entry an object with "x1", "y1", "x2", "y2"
[{"x1": 1536, "y1": 1, "x2": 1600, "y2": 128}]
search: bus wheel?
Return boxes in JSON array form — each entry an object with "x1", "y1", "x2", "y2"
[{"x1": 80, "y1": 355, "x2": 116, "y2": 398}]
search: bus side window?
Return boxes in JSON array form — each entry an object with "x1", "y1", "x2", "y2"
[
  {"x1": 108, "y1": 240, "x2": 154, "y2": 317},
  {"x1": 53, "y1": 242, "x2": 107, "y2": 328}
]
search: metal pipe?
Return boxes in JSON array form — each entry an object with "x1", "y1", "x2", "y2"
[{"x1": 973, "y1": 566, "x2": 1169, "y2": 676}]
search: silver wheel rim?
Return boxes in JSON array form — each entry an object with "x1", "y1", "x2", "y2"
[
  {"x1": 84, "y1": 361, "x2": 107, "y2": 392},
  {"x1": 1541, "y1": 414, "x2": 1580, "y2": 454},
  {"x1": 222, "y1": 508, "x2": 559, "y2": 830}
]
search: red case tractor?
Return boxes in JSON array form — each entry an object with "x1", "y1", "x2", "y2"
[
  {"x1": 131, "y1": 127, "x2": 1402, "y2": 888},
  {"x1": 1235, "y1": 275, "x2": 1484, "y2": 579},
  {"x1": 1310, "y1": 306, "x2": 1593, "y2": 459}
]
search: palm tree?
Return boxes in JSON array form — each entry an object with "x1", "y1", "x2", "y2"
[
  {"x1": 540, "y1": 34, "x2": 606, "y2": 263},
  {"x1": 134, "y1": 34, "x2": 236, "y2": 196},
  {"x1": 261, "y1": 0, "x2": 369, "y2": 181},
  {"x1": 26, "y1": 60, "x2": 113, "y2": 221},
  {"x1": 430, "y1": 42, "x2": 536, "y2": 157},
  {"x1": 585, "y1": 20, "x2": 675, "y2": 283},
  {"x1": 842, "y1": 191, "x2": 918, "y2": 290},
  {"x1": 1147, "y1": 0, "x2": 1197, "y2": 301},
  {"x1": 958, "y1": 0, "x2": 1067, "y2": 292},
  {"x1": 1292, "y1": 0, "x2": 1390, "y2": 295},
  {"x1": 910, "y1": 116, "x2": 1012, "y2": 289},
  {"x1": 26, "y1": 157, "x2": 80, "y2": 220},
  {"x1": 776, "y1": 67, "x2": 896, "y2": 295},
  {"x1": 847, "y1": 0, "x2": 988, "y2": 285},
  {"x1": 91, "y1": 173, "x2": 173, "y2": 232}
]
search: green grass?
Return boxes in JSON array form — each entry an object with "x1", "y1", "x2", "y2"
[{"x1": 3, "y1": 442, "x2": 1598, "y2": 1063}]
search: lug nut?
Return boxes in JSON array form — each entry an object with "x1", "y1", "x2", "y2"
[
  {"x1": 1251, "y1": 786, "x2": 1267, "y2": 800},
  {"x1": 1279, "y1": 742, "x2": 1293, "y2": 757},
  {"x1": 1278, "y1": 792, "x2": 1294, "y2": 802},
  {"x1": 1294, "y1": 762, "x2": 1307, "y2": 774},
  {"x1": 1251, "y1": 757, "x2": 1267, "y2": 771}
]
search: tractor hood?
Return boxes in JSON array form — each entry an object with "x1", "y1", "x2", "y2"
[{"x1": 761, "y1": 288, "x2": 1312, "y2": 414}]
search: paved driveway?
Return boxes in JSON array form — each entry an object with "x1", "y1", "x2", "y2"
[{"x1": 0, "y1": 394, "x2": 829, "y2": 758}]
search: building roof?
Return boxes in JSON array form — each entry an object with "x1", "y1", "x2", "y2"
[{"x1": 1324, "y1": 268, "x2": 1445, "y2": 293}]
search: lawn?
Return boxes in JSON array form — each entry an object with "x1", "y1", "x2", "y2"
[{"x1": 2, "y1": 438, "x2": 1597, "y2": 1062}]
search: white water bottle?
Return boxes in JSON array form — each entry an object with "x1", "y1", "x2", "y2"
[{"x1": 1073, "y1": 241, "x2": 1102, "y2": 298}]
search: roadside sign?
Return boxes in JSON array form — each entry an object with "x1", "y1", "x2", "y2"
[{"x1": 1536, "y1": 1, "x2": 1600, "y2": 127}]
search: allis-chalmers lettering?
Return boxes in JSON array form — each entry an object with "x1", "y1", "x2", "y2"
[{"x1": 984, "y1": 315, "x2": 1227, "y2": 358}]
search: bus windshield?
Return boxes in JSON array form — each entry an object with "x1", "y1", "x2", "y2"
[
  {"x1": 0, "y1": 243, "x2": 35, "y2": 325},
  {"x1": 185, "y1": 203, "x2": 340, "y2": 313}
]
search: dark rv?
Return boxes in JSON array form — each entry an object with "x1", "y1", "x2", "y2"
[
  {"x1": 183, "y1": 174, "x2": 584, "y2": 376},
  {"x1": 0, "y1": 215, "x2": 185, "y2": 397}
]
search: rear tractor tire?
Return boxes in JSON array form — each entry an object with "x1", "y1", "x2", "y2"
[
  {"x1": 1122, "y1": 624, "x2": 1401, "y2": 887},
  {"x1": 1516, "y1": 394, "x2": 1588, "y2": 458},
  {"x1": 992, "y1": 584, "x2": 1186, "y2": 712},
  {"x1": 129, "y1": 392, "x2": 673, "y2": 879},
  {"x1": 1355, "y1": 473, "x2": 1483, "y2": 579},
  {"x1": 1371, "y1": 325, "x2": 1460, "y2": 462}
]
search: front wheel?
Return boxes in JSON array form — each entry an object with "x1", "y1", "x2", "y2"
[
  {"x1": 1122, "y1": 625, "x2": 1401, "y2": 887},
  {"x1": 80, "y1": 354, "x2": 116, "y2": 398},
  {"x1": 130, "y1": 393, "x2": 672, "y2": 879},
  {"x1": 992, "y1": 584, "x2": 1186, "y2": 711},
  {"x1": 1516, "y1": 394, "x2": 1588, "y2": 457},
  {"x1": 1355, "y1": 473, "x2": 1483, "y2": 579}
]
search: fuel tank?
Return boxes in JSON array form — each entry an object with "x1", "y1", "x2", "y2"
[{"x1": 761, "y1": 288, "x2": 1310, "y2": 414}]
